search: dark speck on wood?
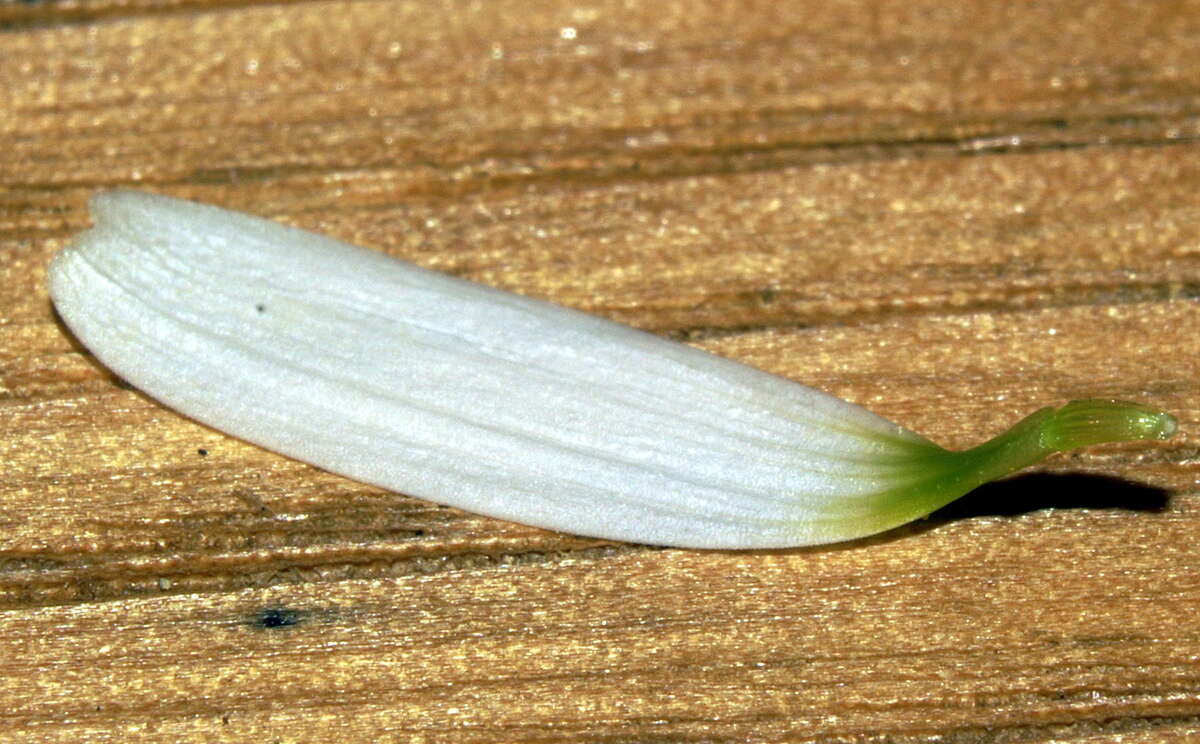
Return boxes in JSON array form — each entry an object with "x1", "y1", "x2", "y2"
[{"x1": 251, "y1": 608, "x2": 304, "y2": 630}]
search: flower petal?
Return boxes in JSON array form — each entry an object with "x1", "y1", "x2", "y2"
[{"x1": 47, "y1": 192, "x2": 1176, "y2": 548}]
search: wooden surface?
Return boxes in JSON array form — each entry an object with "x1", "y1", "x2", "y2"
[{"x1": 2, "y1": 0, "x2": 1200, "y2": 741}]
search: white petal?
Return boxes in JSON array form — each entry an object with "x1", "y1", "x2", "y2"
[{"x1": 51, "y1": 192, "x2": 1172, "y2": 548}]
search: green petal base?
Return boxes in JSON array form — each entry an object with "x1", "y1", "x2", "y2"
[{"x1": 861, "y1": 399, "x2": 1177, "y2": 539}]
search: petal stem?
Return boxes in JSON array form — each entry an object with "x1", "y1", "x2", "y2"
[
  {"x1": 955, "y1": 399, "x2": 1176, "y2": 488},
  {"x1": 858, "y1": 400, "x2": 1176, "y2": 539}
]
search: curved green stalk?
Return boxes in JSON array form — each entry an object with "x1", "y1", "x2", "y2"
[{"x1": 854, "y1": 399, "x2": 1177, "y2": 538}]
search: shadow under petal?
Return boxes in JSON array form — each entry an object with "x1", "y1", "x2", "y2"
[{"x1": 928, "y1": 472, "x2": 1171, "y2": 522}]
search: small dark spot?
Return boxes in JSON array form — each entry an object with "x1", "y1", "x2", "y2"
[
  {"x1": 197, "y1": 448, "x2": 208, "y2": 456},
  {"x1": 255, "y1": 303, "x2": 266, "y2": 313},
  {"x1": 252, "y1": 608, "x2": 304, "y2": 629},
  {"x1": 412, "y1": 529, "x2": 425, "y2": 537},
  {"x1": 759, "y1": 287, "x2": 778, "y2": 305}
]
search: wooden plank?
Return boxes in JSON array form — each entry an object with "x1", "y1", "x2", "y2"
[{"x1": 1, "y1": 0, "x2": 1198, "y2": 740}]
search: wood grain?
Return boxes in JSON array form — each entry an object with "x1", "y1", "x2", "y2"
[{"x1": 2, "y1": 0, "x2": 1199, "y2": 741}]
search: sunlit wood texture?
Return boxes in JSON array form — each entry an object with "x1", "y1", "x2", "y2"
[{"x1": 2, "y1": 0, "x2": 1200, "y2": 741}]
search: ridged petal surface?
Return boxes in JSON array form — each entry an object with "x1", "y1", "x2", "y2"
[{"x1": 49, "y1": 192, "x2": 936, "y2": 548}]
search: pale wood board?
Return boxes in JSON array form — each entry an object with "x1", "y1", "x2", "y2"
[{"x1": 1, "y1": 0, "x2": 1199, "y2": 741}]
